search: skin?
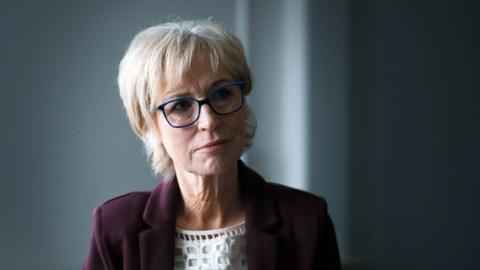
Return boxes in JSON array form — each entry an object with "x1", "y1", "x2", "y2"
[{"x1": 153, "y1": 55, "x2": 247, "y2": 230}]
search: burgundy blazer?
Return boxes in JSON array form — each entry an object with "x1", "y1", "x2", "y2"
[{"x1": 83, "y1": 161, "x2": 341, "y2": 270}]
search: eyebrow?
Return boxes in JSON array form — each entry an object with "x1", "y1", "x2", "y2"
[{"x1": 160, "y1": 78, "x2": 232, "y2": 101}]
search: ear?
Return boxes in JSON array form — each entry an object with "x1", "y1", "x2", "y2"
[
  {"x1": 152, "y1": 124, "x2": 163, "y2": 145},
  {"x1": 142, "y1": 121, "x2": 163, "y2": 148},
  {"x1": 244, "y1": 105, "x2": 251, "y2": 120}
]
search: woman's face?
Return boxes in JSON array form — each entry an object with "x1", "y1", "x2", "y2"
[{"x1": 153, "y1": 57, "x2": 247, "y2": 177}]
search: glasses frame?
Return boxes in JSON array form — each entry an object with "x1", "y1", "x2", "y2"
[{"x1": 155, "y1": 81, "x2": 245, "y2": 128}]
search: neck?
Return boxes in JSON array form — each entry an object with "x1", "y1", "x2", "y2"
[{"x1": 175, "y1": 164, "x2": 244, "y2": 230}]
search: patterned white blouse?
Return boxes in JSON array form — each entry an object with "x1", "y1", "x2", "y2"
[{"x1": 174, "y1": 222, "x2": 248, "y2": 270}]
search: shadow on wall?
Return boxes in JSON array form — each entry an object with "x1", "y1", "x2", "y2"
[{"x1": 346, "y1": 0, "x2": 480, "y2": 270}]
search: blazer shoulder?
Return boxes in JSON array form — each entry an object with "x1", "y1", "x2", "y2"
[
  {"x1": 101, "y1": 190, "x2": 150, "y2": 206},
  {"x1": 99, "y1": 191, "x2": 150, "y2": 214},
  {"x1": 93, "y1": 191, "x2": 151, "y2": 234}
]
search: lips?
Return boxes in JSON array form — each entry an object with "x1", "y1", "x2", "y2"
[{"x1": 196, "y1": 139, "x2": 228, "y2": 152}]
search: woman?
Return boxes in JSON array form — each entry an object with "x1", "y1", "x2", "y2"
[{"x1": 83, "y1": 20, "x2": 341, "y2": 270}]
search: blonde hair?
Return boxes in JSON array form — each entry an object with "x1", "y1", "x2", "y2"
[{"x1": 117, "y1": 19, "x2": 256, "y2": 178}]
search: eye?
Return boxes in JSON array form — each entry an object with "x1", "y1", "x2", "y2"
[
  {"x1": 211, "y1": 86, "x2": 233, "y2": 101},
  {"x1": 167, "y1": 99, "x2": 194, "y2": 114}
]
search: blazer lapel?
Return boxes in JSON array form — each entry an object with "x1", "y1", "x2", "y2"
[
  {"x1": 246, "y1": 228, "x2": 279, "y2": 270},
  {"x1": 139, "y1": 225, "x2": 175, "y2": 270},
  {"x1": 137, "y1": 161, "x2": 281, "y2": 270},
  {"x1": 239, "y1": 161, "x2": 280, "y2": 270},
  {"x1": 139, "y1": 179, "x2": 179, "y2": 270}
]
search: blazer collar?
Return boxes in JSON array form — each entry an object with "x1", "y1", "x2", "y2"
[
  {"x1": 238, "y1": 160, "x2": 278, "y2": 231},
  {"x1": 139, "y1": 178, "x2": 179, "y2": 269},
  {"x1": 142, "y1": 177, "x2": 179, "y2": 227},
  {"x1": 239, "y1": 161, "x2": 280, "y2": 270},
  {"x1": 139, "y1": 160, "x2": 280, "y2": 270}
]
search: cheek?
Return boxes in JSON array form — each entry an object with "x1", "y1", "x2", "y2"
[
  {"x1": 154, "y1": 117, "x2": 183, "y2": 156},
  {"x1": 158, "y1": 122, "x2": 190, "y2": 152}
]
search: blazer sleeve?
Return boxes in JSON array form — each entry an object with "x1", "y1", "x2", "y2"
[
  {"x1": 315, "y1": 200, "x2": 342, "y2": 270},
  {"x1": 83, "y1": 207, "x2": 114, "y2": 270}
]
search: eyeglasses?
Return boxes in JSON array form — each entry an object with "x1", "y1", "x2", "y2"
[{"x1": 155, "y1": 81, "x2": 245, "y2": 128}]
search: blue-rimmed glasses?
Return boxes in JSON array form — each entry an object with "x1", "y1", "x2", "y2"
[{"x1": 155, "y1": 81, "x2": 245, "y2": 128}]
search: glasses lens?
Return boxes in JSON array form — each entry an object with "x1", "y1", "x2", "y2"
[
  {"x1": 163, "y1": 99, "x2": 199, "y2": 127},
  {"x1": 209, "y1": 84, "x2": 243, "y2": 114},
  {"x1": 158, "y1": 82, "x2": 244, "y2": 128}
]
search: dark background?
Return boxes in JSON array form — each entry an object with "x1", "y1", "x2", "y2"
[
  {"x1": 1, "y1": 0, "x2": 478, "y2": 269},
  {"x1": 345, "y1": 1, "x2": 479, "y2": 269}
]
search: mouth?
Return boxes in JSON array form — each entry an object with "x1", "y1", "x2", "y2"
[{"x1": 196, "y1": 139, "x2": 228, "y2": 153}]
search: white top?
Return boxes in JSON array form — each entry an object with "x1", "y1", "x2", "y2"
[{"x1": 174, "y1": 222, "x2": 248, "y2": 270}]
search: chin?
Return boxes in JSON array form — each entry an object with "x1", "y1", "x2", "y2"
[{"x1": 196, "y1": 155, "x2": 238, "y2": 176}]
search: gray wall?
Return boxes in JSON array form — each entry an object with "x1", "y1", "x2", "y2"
[
  {"x1": 348, "y1": 1, "x2": 480, "y2": 269},
  {"x1": 0, "y1": 1, "x2": 236, "y2": 269},
  {"x1": 1, "y1": 0, "x2": 479, "y2": 269}
]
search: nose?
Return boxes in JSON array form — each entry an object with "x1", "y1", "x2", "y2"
[{"x1": 197, "y1": 103, "x2": 219, "y2": 130}]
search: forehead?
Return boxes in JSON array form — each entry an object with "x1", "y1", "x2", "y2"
[
  {"x1": 180, "y1": 56, "x2": 217, "y2": 86},
  {"x1": 158, "y1": 57, "x2": 233, "y2": 99}
]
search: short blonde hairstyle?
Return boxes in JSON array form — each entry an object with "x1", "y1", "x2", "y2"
[{"x1": 117, "y1": 19, "x2": 256, "y2": 178}]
